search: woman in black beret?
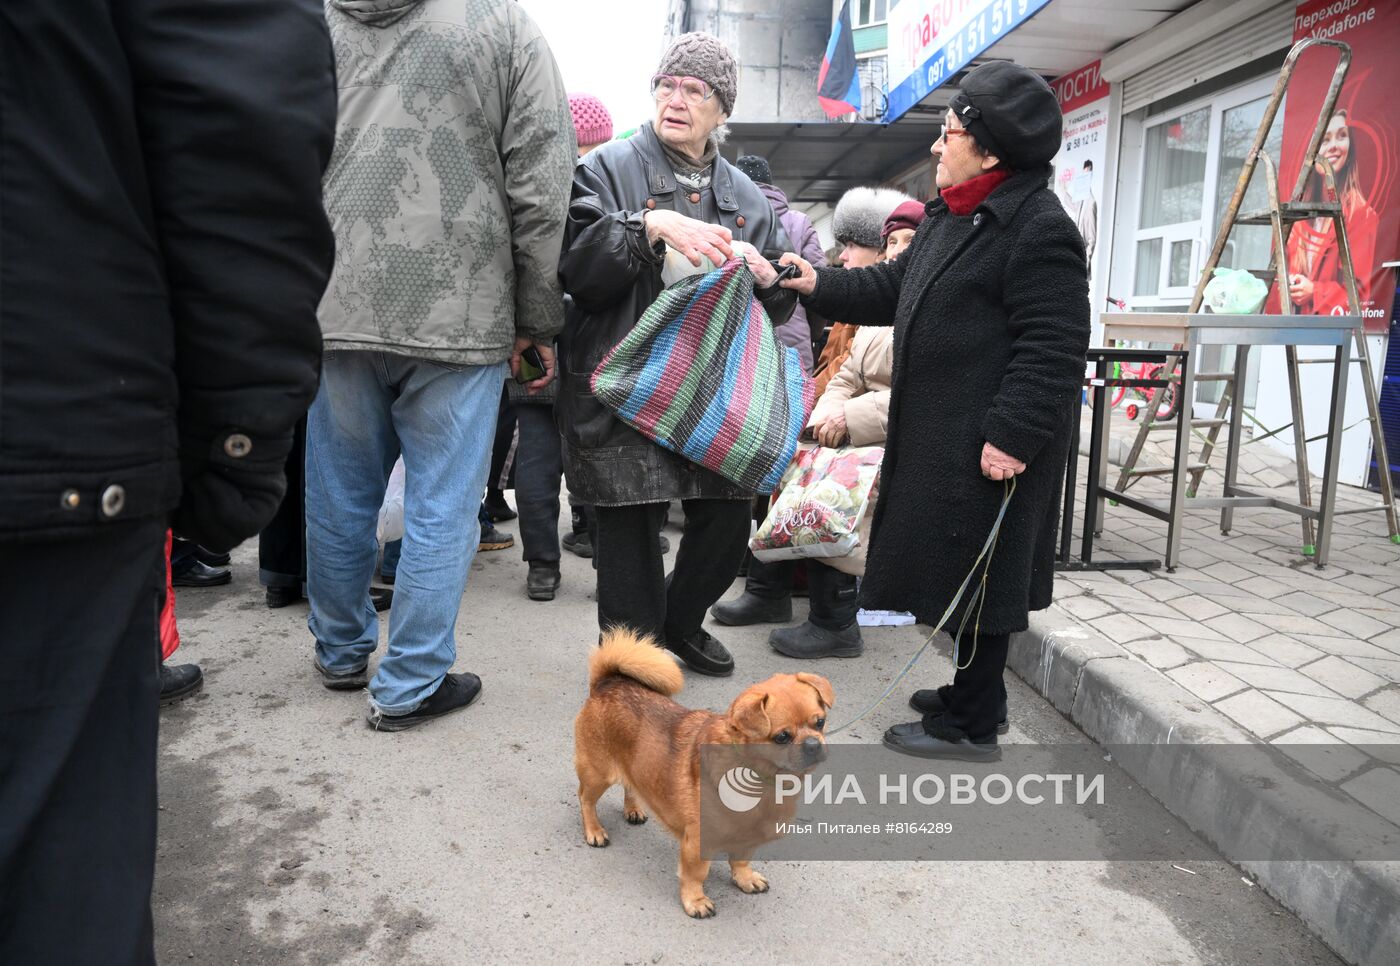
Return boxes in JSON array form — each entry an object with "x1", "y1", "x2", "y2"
[{"x1": 746, "y1": 61, "x2": 1090, "y2": 760}]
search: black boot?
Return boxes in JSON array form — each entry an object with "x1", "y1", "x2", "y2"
[
  {"x1": 159, "y1": 663, "x2": 203, "y2": 706},
  {"x1": 664, "y1": 629, "x2": 734, "y2": 677},
  {"x1": 909, "y1": 684, "x2": 1009, "y2": 734},
  {"x1": 769, "y1": 563, "x2": 861, "y2": 658},
  {"x1": 484, "y1": 490, "x2": 517, "y2": 522},
  {"x1": 367, "y1": 672, "x2": 483, "y2": 732},
  {"x1": 526, "y1": 561, "x2": 561, "y2": 601},
  {"x1": 768, "y1": 621, "x2": 863, "y2": 659},
  {"x1": 172, "y1": 560, "x2": 231, "y2": 588},
  {"x1": 710, "y1": 591, "x2": 792, "y2": 626},
  {"x1": 194, "y1": 546, "x2": 231, "y2": 568},
  {"x1": 265, "y1": 585, "x2": 302, "y2": 609},
  {"x1": 883, "y1": 716, "x2": 1000, "y2": 761}
]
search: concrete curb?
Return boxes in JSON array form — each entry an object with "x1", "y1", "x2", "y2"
[{"x1": 1009, "y1": 606, "x2": 1400, "y2": 966}]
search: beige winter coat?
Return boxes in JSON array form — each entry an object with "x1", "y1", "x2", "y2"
[{"x1": 806, "y1": 326, "x2": 893, "y2": 445}]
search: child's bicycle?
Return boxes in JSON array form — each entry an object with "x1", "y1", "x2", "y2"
[{"x1": 1090, "y1": 297, "x2": 1182, "y2": 422}]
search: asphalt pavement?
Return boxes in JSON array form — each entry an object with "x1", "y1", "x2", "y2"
[{"x1": 154, "y1": 515, "x2": 1343, "y2": 965}]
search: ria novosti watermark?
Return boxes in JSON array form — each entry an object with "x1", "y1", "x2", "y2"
[
  {"x1": 719, "y1": 765, "x2": 1106, "y2": 811},
  {"x1": 698, "y1": 743, "x2": 1400, "y2": 862}
]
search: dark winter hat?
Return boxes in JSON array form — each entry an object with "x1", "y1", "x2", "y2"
[
  {"x1": 832, "y1": 187, "x2": 916, "y2": 249},
  {"x1": 569, "y1": 93, "x2": 614, "y2": 147},
  {"x1": 881, "y1": 200, "x2": 927, "y2": 243},
  {"x1": 735, "y1": 155, "x2": 772, "y2": 186},
  {"x1": 656, "y1": 32, "x2": 738, "y2": 114},
  {"x1": 949, "y1": 61, "x2": 1062, "y2": 171}
]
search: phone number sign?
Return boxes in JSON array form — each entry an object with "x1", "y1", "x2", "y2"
[{"x1": 886, "y1": 0, "x2": 1053, "y2": 123}]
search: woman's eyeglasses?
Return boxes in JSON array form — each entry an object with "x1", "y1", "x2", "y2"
[
  {"x1": 651, "y1": 74, "x2": 714, "y2": 106},
  {"x1": 935, "y1": 124, "x2": 973, "y2": 144}
]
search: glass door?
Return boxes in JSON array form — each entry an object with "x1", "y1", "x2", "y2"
[
  {"x1": 1130, "y1": 106, "x2": 1211, "y2": 309},
  {"x1": 1200, "y1": 80, "x2": 1283, "y2": 407},
  {"x1": 1125, "y1": 77, "x2": 1280, "y2": 409}
]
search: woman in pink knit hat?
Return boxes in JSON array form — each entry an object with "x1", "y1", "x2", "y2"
[
  {"x1": 551, "y1": 93, "x2": 616, "y2": 570},
  {"x1": 569, "y1": 93, "x2": 613, "y2": 157},
  {"x1": 505, "y1": 93, "x2": 617, "y2": 601}
]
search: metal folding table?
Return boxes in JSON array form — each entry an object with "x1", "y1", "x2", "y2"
[
  {"x1": 1057, "y1": 347, "x2": 1177, "y2": 573},
  {"x1": 1097, "y1": 312, "x2": 1361, "y2": 570}
]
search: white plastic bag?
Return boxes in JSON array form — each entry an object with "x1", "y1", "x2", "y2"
[
  {"x1": 1203, "y1": 268, "x2": 1268, "y2": 314},
  {"x1": 750, "y1": 443, "x2": 883, "y2": 575},
  {"x1": 377, "y1": 458, "x2": 406, "y2": 545}
]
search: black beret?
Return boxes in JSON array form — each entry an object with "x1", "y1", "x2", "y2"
[{"x1": 949, "y1": 62, "x2": 1062, "y2": 171}]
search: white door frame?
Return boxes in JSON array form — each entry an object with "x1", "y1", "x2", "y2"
[{"x1": 1124, "y1": 74, "x2": 1279, "y2": 311}]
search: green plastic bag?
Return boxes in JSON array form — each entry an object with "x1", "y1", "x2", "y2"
[{"x1": 1203, "y1": 268, "x2": 1268, "y2": 314}]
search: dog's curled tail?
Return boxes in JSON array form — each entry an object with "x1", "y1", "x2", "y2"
[{"x1": 590, "y1": 628, "x2": 684, "y2": 696}]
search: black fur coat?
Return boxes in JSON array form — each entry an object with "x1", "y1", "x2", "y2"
[{"x1": 805, "y1": 169, "x2": 1089, "y2": 634}]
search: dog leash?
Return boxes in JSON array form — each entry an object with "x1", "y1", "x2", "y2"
[{"x1": 826, "y1": 477, "x2": 1016, "y2": 736}]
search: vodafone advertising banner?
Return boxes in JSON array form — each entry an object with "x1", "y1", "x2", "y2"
[
  {"x1": 1049, "y1": 60, "x2": 1110, "y2": 284},
  {"x1": 1277, "y1": 0, "x2": 1400, "y2": 331}
]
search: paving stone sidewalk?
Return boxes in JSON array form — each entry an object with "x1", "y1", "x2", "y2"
[{"x1": 1054, "y1": 408, "x2": 1400, "y2": 828}]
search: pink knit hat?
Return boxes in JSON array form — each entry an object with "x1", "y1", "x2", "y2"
[{"x1": 569, "y1": 93, "x2": 614, "y2": 148}]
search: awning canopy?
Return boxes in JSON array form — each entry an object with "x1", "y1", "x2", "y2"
[{"x1": 721, "y1": 119, "x2": 941, "y2": 206}]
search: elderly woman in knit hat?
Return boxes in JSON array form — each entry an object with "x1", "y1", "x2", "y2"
[
  {"x1": 753, "y1": 61, "x2": 1090, "y2": 760},
  {"x1": 556, "y1": 32, "x2": 796, "y2": 677}
]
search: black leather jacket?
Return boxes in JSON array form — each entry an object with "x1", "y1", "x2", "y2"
[{"x1": 556, "y1": 123, "x2": 796, "y2": 505}]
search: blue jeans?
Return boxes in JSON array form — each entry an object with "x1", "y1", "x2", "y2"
[{"x1": 305, "y1": 351, "x2": 505, "y2": 715}]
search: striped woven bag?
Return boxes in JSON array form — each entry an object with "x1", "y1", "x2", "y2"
[{"x1": 590, "y1": 258, "x2": 815, "y2": 493}]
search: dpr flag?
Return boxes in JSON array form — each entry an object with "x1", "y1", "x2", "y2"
[{"x1": 818, "y1": 1, "x2": 861, "y2": 118}]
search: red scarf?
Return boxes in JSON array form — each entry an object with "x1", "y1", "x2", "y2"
[{"x1": 940, "y1": 169, "x2": 1012, "y2": 216}]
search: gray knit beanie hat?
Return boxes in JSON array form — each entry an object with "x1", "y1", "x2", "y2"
[
  {"x1": 656, "y1": 32, "x2": 738, "y2": 114},
  {"x1": 832, "y1": 187, "x2": 917, "y2": 249}
]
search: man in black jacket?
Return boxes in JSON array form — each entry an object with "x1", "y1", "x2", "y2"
[{"x1": 0, "y1": 2, "x2": 336, "y2": 962}]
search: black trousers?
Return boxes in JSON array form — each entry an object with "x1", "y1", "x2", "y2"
[
  {"x1": 259, "y1": 416, "x2": 306, "y2": 589},
  {"x1": 594, "y1": 498, "x2": 750, "y2": 644},
  {"x1": 943, "y1": 630, "x2": 1012, "y2": 739},
  {"x1": 488, "y1": 386, "x2": 517, "y2": 495},
  {"x1": 512, "y1": 403, "x2": 563, "y2": 563},
  {"x1": 0, "y1": 520, "x2": 165, "y2": 965},
  {"x1": 745, "y1": 555, "x2": 859, "y2": 630}
]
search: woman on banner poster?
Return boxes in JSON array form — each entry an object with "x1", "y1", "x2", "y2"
[{"x1": 1284, "y1": 108, "x2": 1380, "y2": 316}]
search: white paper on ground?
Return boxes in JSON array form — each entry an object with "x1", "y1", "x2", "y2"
[{"x1": 857, "y1": 609, "x2": 916, "y2": 627}]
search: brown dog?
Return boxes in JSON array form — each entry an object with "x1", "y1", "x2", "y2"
[{"x1": 574, "y1": 628, "x2": 834, "y2": 918}]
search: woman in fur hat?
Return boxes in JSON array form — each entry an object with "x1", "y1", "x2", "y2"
[{"x1": 811, "y1": 186, "x2": 916, "y2": 397}]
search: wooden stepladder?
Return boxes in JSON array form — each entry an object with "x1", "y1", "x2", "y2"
[{"x1": 1112, "y1": 37, "x2": 1399, "y2": 554}]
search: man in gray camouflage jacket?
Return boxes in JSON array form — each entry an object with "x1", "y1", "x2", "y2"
[{"x1": 308, "y1": 0, "x2": 574, "y2": 732}]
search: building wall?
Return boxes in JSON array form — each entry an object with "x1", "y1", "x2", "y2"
[{"x1": 672, "y1": 0, "x2": 831, "y2": 122}]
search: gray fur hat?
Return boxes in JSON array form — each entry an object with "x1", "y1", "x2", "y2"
[
  {"x1": 657, "y1": 32, "x2": 738, "y2": 115},
  {"x1": 832, "y1": 187, "x2": 917, "y2": 249}
]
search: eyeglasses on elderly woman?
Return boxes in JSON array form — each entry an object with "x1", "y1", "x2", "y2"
[
  {"x1": 934, "y1": 124, "x2": 973, "y2": 145},
  {"x1": 651, "y1": 74, "x2": 714, "y2": 106}
]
